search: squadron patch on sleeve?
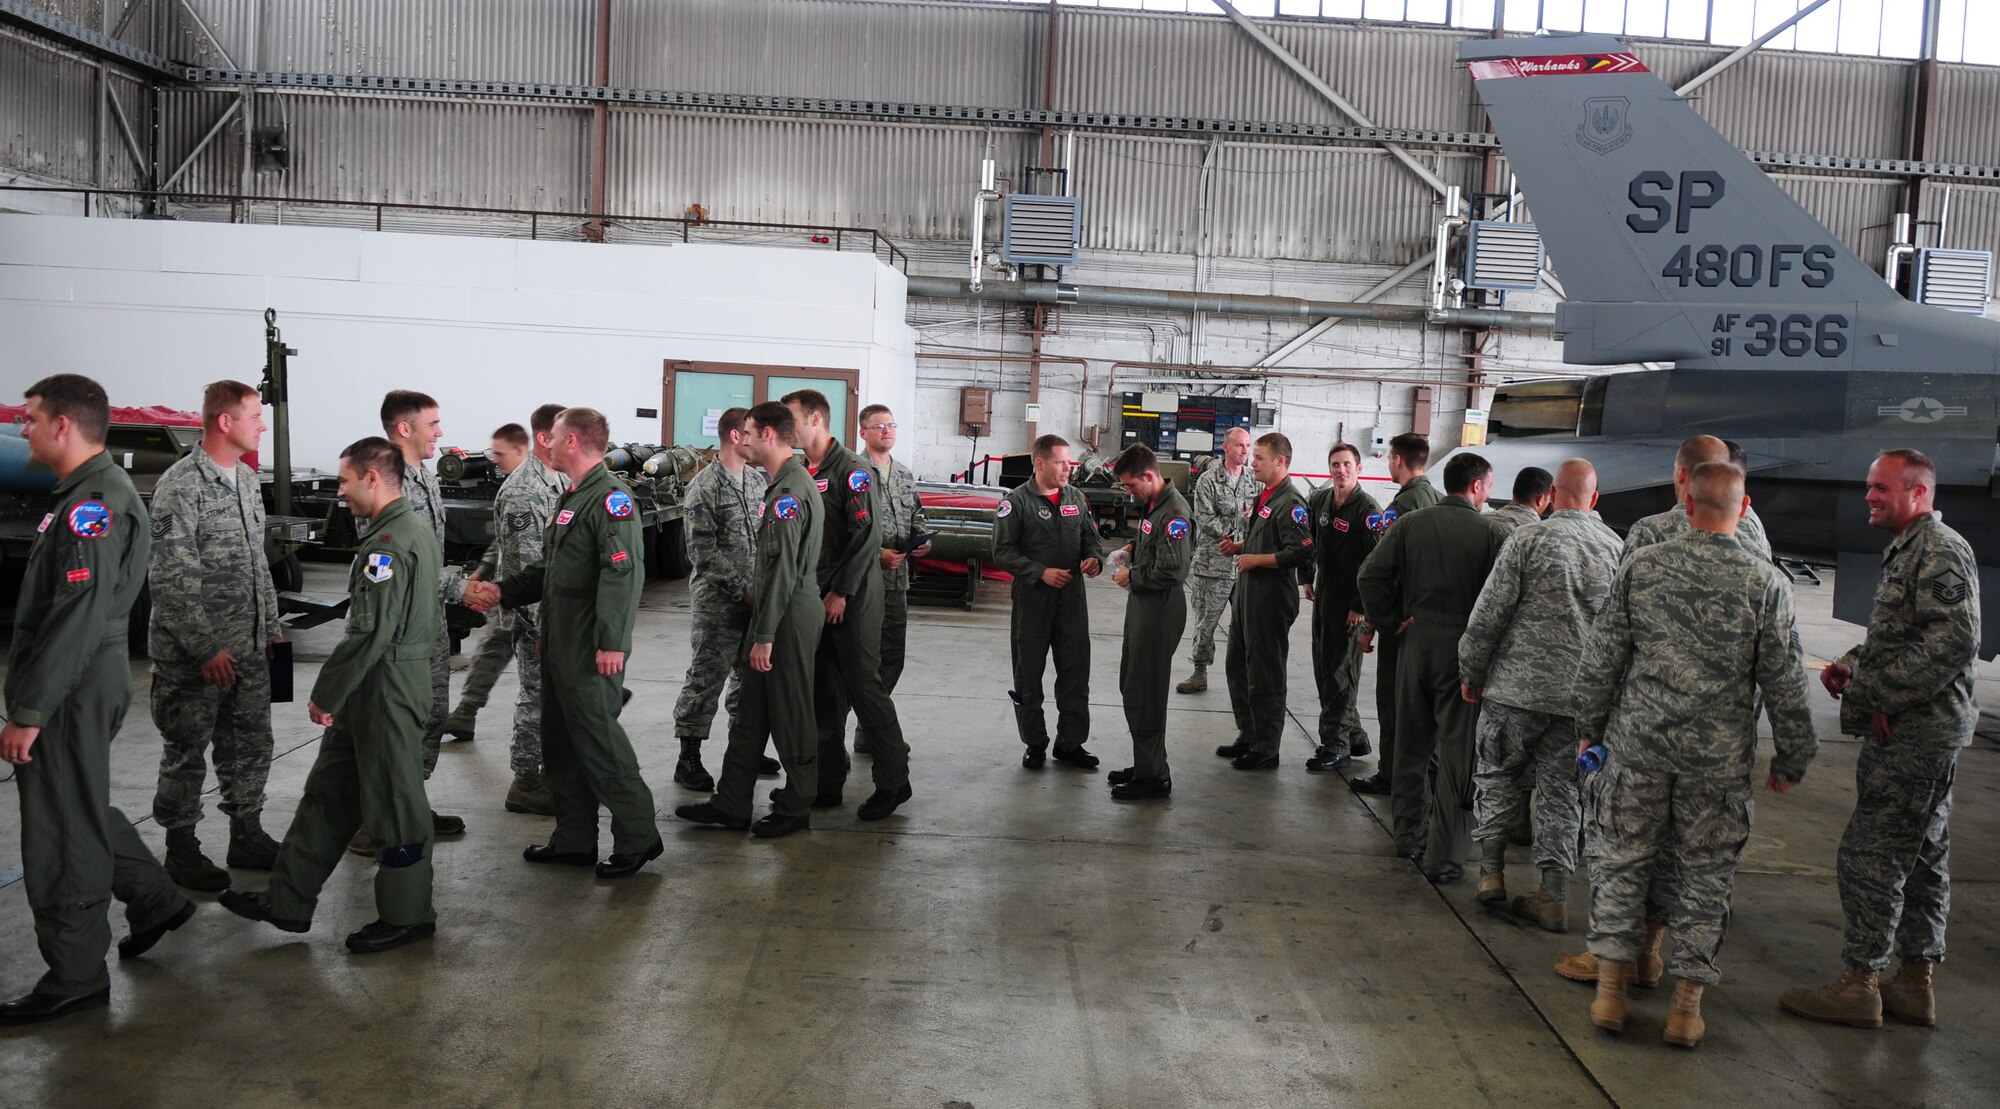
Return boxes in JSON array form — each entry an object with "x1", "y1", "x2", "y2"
[
  {"x1": 605, "y1": 490, "x2": 635, "y2": 518},
  {"x1": 996, "y1": 499, "x2": 1013, "y2": 519},
  {"x1": 1166, "y1": 517, "x2": 1189, "y2": 541},
  {"x1": 1290, "y1": 504, "x2": 1309, "y2": 526},
  {"x1": 364, "y1": 552, "x2": 395, "y2": 583},
  {"x1": 848, "y1": 469, "x2": 872, "y2": 494},
  {"x1": 67, "y1": 500, "x2": 113, "y2": 539},
  {"x1": 773, "y1": 495, "x2": 801, "y2": 521}
]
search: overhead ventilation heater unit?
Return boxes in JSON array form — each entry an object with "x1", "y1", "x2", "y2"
[
  {"x1": 1463, "y1": 221, "x2": 1545, "y2": 292},
  {"x1": 1000, "y1": 194, "x2": 1082, "y2": 267},
  {"x1": 1910, "y1": 248, "x2": 1993, "y2": 316}
]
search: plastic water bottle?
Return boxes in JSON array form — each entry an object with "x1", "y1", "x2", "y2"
[{"x1": 1576, "y1": 744, "x2": 1607, "y2": 774}]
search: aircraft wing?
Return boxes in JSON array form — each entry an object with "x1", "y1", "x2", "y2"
[{"x1": 1438, "y1": 439, "x2": 1792, "y2": 499}]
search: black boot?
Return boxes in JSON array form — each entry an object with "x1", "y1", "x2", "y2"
[{"x1": 674, "y1": 738, "x2": 715, "y2": 792}]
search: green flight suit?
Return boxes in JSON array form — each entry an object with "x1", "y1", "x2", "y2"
[
  {"x1": 499, "y1": 463, "x2": 658, "y2": 855},
  {"x1": 1356, "y1": 495, "x2": 1507, "y2": 868},
  {"x1": 267, "y1": 496, "x2": 440, "y2": 927},
  {"x1": 1225, "y1": 481, "x2": 1315, "y2": 756},
  {"x1": 710, "y1": 458, "x2": 826, "y2": 820},
  {"x1": 992, "y1": 481, "x2": 1108, "y2": 753},
  {"x1": 805, "y1": 440, "x2": 912, "y2": 798},
  {"x1": 1120, "y1": 488, "x2": 1194, "y2": 780},
  {"x1": 5, "y1": 451, "x2": 188, "y2": 999},
  {"x1": 1371, "y1": 474, "x2": 1441, "y2": 783},
  {"x1": 1305, "y1": 484, "x2": 1382, "y2": 757}
]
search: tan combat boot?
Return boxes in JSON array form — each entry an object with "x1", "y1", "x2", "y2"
[
  {"x1": 1176, "y1": 666, "x2": 1208, "y2": 694},
  {"x1": 1476, "y1": 872, "x2": 1507, "y2": 905},
  {"x1": 1879, "y1": 961, "x2": 1936, "y2": 1027},
  {"x1": 1511, "y1": 887, "x2": 1569, "y2": 933},
  {"x1": 1591, "y1": 958, "x2": 1632, "y2": 1033},
  {"x1": 1664, "y1": 979, "x2": 1706, "y2": 1047},
  {"x1": 1779, "y1": 967, "x2": 1883, "y2": 1029},
  {"x1": 1635, "y1": 922, "x2": 1666, "y2": 987},
  {"x1": 506, "y1": 774, "x2": 557, "y2": 816},
  {"x1": 1556, "y1": 951, "x2": 1627, "y2": 984}
]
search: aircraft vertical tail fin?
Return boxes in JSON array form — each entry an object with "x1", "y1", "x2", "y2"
[{"x1": 1460, "y1": 35, "x2": 1898, "y2": 313}]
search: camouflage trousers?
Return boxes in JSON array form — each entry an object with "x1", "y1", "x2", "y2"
[
  {"x1": 672, "y1": 582, "x2": 749, "y2": 741},
  {"x1": 452, "y1": 610, "x2": 515, "y2": 716},
  {"x1": 1472, "y1": 701, "x2": 1581, "y2": 874},
  {"x1": 1838, "y1": 742, "x2": 1956, "y2": 971},
  {"x1": 420, "y1": 603, "x2": 449, "y2": 778},
  {"x1": 1581, "y1": 769, "x2": 1679, "y2": 924},
  {"x1": 1186, "y1": 572, "x2": 1236, "y2": 668},
  {"x1": 504, "y1": 614, "x2": 546, "y2": 781},
  {"x1": 1586, "y1": 762, "x2": 1752, "y2": 985},
  {"x1": 1310, "y1": 612, "x2": 1367, "y2": 753},
  {"x1": 149, "y1": 657, "x2": 274, "y2": 830}
]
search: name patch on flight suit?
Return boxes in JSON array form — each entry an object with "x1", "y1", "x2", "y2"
[
  {"x1": 37, "y1": 513, "x2": 53, "y2": 533},
  {"x1": 1258, "y1": 506, "x2": 1272, "y2": 519},
  {"x1": 556, "y1": 509, "x2": 576, "y2": 525},
  {"x1": 68, "y1": 500, "x2": 113, "y2": 538},
  {"x1": 1060, "y1": 504, "x2": 1081, "y2": 517},
  {"x1": 1141, "y1": 519, "x2": 1153, "y2": 534},
  {"x1": 815, "y1": 479, "x2": 830, "y2": 492},
  {"x1": 364, "y1": 553, "x2": 395, "y2": 582},
  {"x1": 1333, "y1": 517, "x2": 1350, "y2": 532}
]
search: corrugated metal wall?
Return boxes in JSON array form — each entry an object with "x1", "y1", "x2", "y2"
[
  {"x1": 1932, "y1": 63, "x2": 2000, "y2": 167},
  {"x1": 8, "y1": 0, "x2": 1996, "y2": 264},
  {"x1": 2, "y1": 31, "x2": 103, "y2": 185}
]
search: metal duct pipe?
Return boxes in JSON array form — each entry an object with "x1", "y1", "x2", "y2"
[{"x1": 905, "y1": 276, "x2": 1555, "y2": 331}]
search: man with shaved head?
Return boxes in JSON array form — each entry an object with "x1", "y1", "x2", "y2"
[
  {"x1": 1622, "y1": 436, "x2": 1771, "y2": 560},
  {"x1": 1459, "y1": 459, "x2": 1624, "y2": 930},
  {"x1": 1572, "y1": 461, "x2": 1815, "y2": 1049}
]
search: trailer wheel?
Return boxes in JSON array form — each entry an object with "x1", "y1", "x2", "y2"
[{"x1": 273, "y1": 552, "x2": 305, "y2": 593}]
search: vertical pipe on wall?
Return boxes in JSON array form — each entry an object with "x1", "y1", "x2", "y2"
[{"x1": 586, "y1": 0, "x2": 611, "y2": 242}]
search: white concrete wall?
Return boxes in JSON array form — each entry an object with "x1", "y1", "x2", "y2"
[{"x1": 0, "y1": 215, "x2": 917, "y2": 472}]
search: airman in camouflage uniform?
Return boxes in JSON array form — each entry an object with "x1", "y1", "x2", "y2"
[
  {"x1": 1575, "y1": 463, "x2": 1815, "y2": 1046},
  {"x1": 1177, "y1": 429, "x2": 1257, "y2": 694},
  {"x1": 443, "y1": 406, "x2": 568, "y2": 751},
  {"x1": 480, "y1": 433, "x2": 567, "y2": 812},
  {"x1": 673, "y1": 414, "x2": 768, "y2": 790},
  {"x1": 1458, "y1": 460, "x2": 1622, "y2": 928},
  {"x1": 853, "y1": 410, "x2": 928, "y2": 756},
  {"x1": 1558, "y1": 437, "x2": 1777, "y2": 982},
  {"x1": 1486, "y1": 466, "x2": 1553, "y2": 534},
  {"x1": 147, "y1": 381, "x2": 285, "y2": 891},
  {"x1": 1782, "y1": 450, "x2": 1982, "y2": 1031}
]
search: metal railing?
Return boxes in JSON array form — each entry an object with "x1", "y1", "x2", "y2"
[{"x1": 0, "y1": 186, "x2": 910, "y2": 271}]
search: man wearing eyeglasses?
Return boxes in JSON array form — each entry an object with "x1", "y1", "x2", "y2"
[{"x1": 848, "y1": 405, "x2": 928, "y2": 756}]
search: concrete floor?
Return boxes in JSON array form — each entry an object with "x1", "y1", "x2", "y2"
[{"x1": 1, "y1": 563, "x2": 1996, "y2": 1108}]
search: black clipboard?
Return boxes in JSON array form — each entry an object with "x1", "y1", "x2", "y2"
[{"x1": 899, "y1": 530, "x2": 940, "y2": 556}]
